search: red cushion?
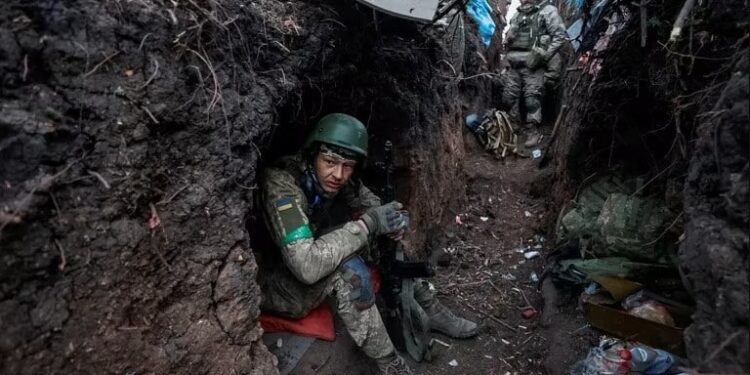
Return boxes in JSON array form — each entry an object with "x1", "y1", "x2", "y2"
[
  {"x1": 260, "y1": 303, "x2": 336, "y2": 341},
  {"x1": 259, "y1": 266, "x2": 382, "y2": 342}
]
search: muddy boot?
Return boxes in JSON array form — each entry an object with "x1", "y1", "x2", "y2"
[
  {"x1": 523, "y1": 126, "x2": 542, "y2": 147},
  {"x1": 426, "y1": 301, "x2": 478, "y2": 338},
  {"x1": 375, "y1": 353, "x2": 415, "y2": 375}
]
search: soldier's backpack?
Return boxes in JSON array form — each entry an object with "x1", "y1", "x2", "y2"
[{"x1": 465, "y1": 109, "x2": 518, "y2": 158}]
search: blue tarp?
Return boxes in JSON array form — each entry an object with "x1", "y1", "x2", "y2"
[
  {"x1": 466, "y1": 0, "x2": 496, "y2": 48},
  {"x1": 567, "y1": 0, "x2": 611, "y2": 51}
]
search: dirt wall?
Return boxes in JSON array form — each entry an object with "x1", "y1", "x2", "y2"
[
  {"x1": 548, "y1": 1, "x2": 748, "y2": 371},
  {"x1": 679, "y1": 55, "x2": 749, "y2": 372},
  {"x1": 0, "y1": 0, "x2": 469, "y2": 373}
]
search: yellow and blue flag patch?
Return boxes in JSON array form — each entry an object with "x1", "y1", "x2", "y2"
[
  {"x1": 273, "y1": 197, "x2": 312, "y2": 246},
  {"x1": 275, "y1": 197, "x2": 294, "y2": 212}
]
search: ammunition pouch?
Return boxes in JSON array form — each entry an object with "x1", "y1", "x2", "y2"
[{"x1": 525, "y1": 47, "x2": 548, "y2": 70}]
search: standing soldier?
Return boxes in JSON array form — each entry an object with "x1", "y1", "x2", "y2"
[
  {"x1": 256, "y1": 113, "x2": 478, "y2": 374},
  {"x1": 502, "y1": 0, "x2": 567, "y2": 147}
]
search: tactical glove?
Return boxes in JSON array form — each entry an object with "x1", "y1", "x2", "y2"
[{"x1": 360, "y1": 201, "x2": 409, "y2": 237}]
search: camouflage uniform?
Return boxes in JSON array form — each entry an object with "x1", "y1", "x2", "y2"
[
  {"x1": 502, "y1": 1, "x2": 566, "y2": 127},
  {"x1": 257, "y1": 155, "x2": 439, "y2": 361}
]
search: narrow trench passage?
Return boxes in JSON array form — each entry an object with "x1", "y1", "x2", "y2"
[
  {"x1": 0, "y1": 0, "x2": 746, "y2": 374},
  {"x1": 412, "y1": 145, "x2": 569, "y2": 375}
]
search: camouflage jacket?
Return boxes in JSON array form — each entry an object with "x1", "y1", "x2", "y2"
[
  {"x1": 259, "y1": 155, "x2": 382, "y2": 285},
  {"x1": 506, "y1": 2, "x2": 567, "y2": 58}
]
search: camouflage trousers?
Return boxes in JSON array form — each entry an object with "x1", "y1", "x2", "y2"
[
  {"x1": 501, "y1": 51, "x2": 545, "y2": 127},
  {"x1": 545, "y1": 52, "x2": 563, "y2": 89},
  {"x1": 260, "y1": 265, "x2": 436, "y2": 360}
]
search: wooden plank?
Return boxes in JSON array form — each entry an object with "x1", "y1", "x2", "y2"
[{"x1": 584, "y1": 301, "x2": 686, "y2": 356}]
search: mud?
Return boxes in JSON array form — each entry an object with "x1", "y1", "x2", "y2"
[
  {"x1": 679, "y1": 55, "x2": 749, "y2": 373},
  {"x1": 1, "y1": 0, "x2": 278, "y2": 373},
  {"x1": 2, "y1": 0, "x2": 747, "y2": 374},
  {"x1": 1, "y1": 0, "x2": 470, "y2": 373},
  {"x1": 547, "y1": 1, "x2": 749, "y2": 372}
]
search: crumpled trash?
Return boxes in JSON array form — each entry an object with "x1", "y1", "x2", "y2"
[
  {"x1": 524, "y1": 251, "x2": 540, "y2": 259},
  {"x1": 521, "y1": 307, "x2": 538, "y2": 319},
  {"x1": 629, "y1": 345, "x2": 679, "y2": 374},
  {"x1": 627, "y1": 302, "x2": 675, "y2": 326},
  {"x1": 501, "y1": 273, "x2": 517, "y2": 281},
  {"x1": 570, "y1": 337, "x2": 683, "y2": 375},
  {"x1": 622, "y1": 292, "x2": 675, "y2": 327},
  {"x1": 570, "y1": 337, "x2": 631, "y2": 375}
]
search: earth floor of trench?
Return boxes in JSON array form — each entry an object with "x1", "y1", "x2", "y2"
[{"x1": 274, "y1": 130, "x2": 598, "y2": 375}]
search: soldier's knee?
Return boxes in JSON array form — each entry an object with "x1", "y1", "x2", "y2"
[
  {"x1": 524, "y1": 83, "x2": 543, "y2": 96},
  {"x1": 340, "y1": 256, "x2": 376, "y2": 310}
]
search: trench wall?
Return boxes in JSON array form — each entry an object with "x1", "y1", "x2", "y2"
[{"x1": 0, "y1": 1, "x2": 470, "y2": 373}]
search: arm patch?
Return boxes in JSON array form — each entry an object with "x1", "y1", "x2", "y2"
[{"x1": 274, "y1": 197, "x2": 313, "y2": 246}]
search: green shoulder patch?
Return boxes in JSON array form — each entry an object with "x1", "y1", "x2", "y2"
[{"x1": 273, "y1": 197, "x2": 313, "y2": 246}]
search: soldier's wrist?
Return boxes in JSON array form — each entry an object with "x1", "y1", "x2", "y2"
[{"x1": 355, "y1": 219, "x2": 370, "y2": 236}]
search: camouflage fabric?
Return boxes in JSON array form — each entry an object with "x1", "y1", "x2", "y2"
[
  {"x1": 261, "y1": 169, "x2": 369, "y2": 286},
  {"x1": 501, "y1": 58, "x2": 545, "y2": 125},
  {"x1": 258, "y1": 155, "x2": 423, "y2": 360},
  {"x1": 333, "y1": 270, "x2": 395, "y2": 359},
  {"x1": 259, "y1": 154, "x2": 381, "y2": 306},
  {"x1": 545, "y1": 52, "x2": 563, "y2": 88},
  {"x1": 505, "y1": 3, "x2": 567, "y2": 58},
  {"x1": 558, "y1": 176, "x2": 672, "y2": 262}
]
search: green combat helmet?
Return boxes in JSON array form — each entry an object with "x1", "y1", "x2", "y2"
[{"x1": 304, "y1": 113, "x2": 368, "y2": 159}]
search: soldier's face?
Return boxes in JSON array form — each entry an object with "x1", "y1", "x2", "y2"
[{"x1": 314, "y1": 153, "x2": 356, "y2": 194}]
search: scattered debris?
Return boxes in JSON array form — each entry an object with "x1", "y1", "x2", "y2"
[
  {"x1": 501, "y1": 273, "x2": 517, "y2": 281},
  {"x1": 448, "y1": 359, "x2": 459, "y2": 367},
  {"x1": 624, "y1": 300, "x2": 676, "y2": 327},
  {"x1": 148, "y1": 203, "x2": 161, "y2": 230},
  {"x1": 431, "y1": 338, "x2": 452, "y2": 348},
  {"x1": 529, "y1": 272, "x2": 539, "y2": 283},
  {"x1": 521, "y1": 307, "x2": 538, "y2": 320},
  {"x1": 570, "y1": 337, "x2": 683, "y2": 375},
  {"x1": 523, "y1": 251, "x2": 540, "y2": 260}
]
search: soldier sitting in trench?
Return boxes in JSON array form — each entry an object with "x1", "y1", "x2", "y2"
[{"x1": 256, "y1": 113, "x2": 478, "y2": 374}]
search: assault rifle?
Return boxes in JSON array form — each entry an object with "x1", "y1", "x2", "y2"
[{"x1": 375, "y1": 140, "x2": 435, "y2": 362}]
